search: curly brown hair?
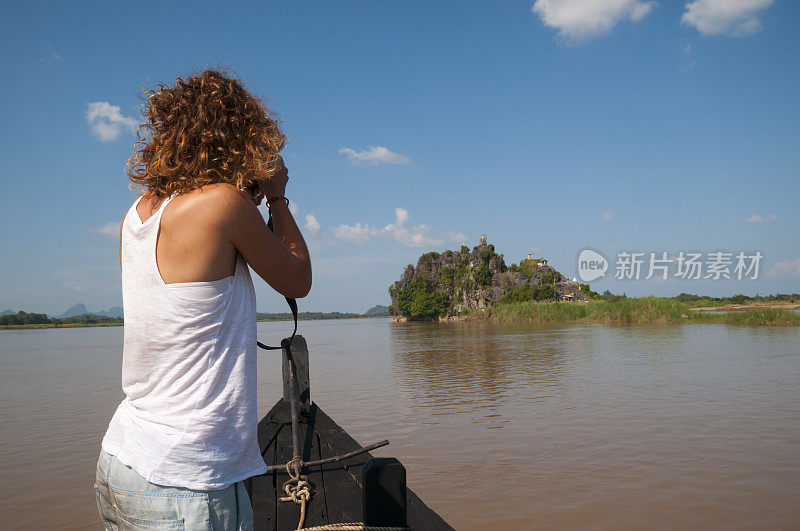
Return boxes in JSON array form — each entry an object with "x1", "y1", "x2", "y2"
[{"x1": 126, "y1": 69, "x2": 285, "y2": 198}]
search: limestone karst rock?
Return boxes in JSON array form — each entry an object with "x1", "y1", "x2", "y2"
[{"x1": 389, "y1": 239, "x2": 591, "y2": 320}]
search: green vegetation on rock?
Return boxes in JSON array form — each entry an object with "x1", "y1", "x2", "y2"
[
  {"x1": 395, "y1": 279, "x2": 449, "y2": 318},
  {"x1": 499, "y1": 284, "x2": 557, "y2": 304},
  {"x1": 389, "y1": 238, "x2": 589, "y2": 319}
]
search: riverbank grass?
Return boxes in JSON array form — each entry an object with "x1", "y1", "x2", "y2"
[{"x1": 463, "y1": 297, "x2": 800, "y2": 326}]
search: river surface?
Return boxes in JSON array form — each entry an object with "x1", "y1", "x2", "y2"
[{"x1": 1, "y1": 319, "x2": 798, "y2": 530}]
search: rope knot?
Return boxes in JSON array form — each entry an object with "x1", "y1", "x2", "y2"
[
  {"x1": 276, "y1": 455, "x2": 409, "y2": 530},
  {"x1": 280, "y1": 456, "x2": 313, "y2": 529}
]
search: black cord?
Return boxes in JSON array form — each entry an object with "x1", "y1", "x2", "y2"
[{"x1": 256, "y1": 208, "x2": 298, "y2": 350}]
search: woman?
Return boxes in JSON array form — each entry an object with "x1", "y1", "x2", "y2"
[{"x1": 94, "y1": 70, "x2": 311, "y2": 530}]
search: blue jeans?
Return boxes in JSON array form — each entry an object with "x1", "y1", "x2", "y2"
[{"x1": 94, "y1": 449, "x2": 254, "y2": 530}]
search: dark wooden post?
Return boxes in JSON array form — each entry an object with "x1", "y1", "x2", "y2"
[
  {"x1": 281, "y1": 335, "x2": 310, "y2": 413},
  {"x1": 363, "y1": 457, "x2": 407, "y2": 527}
]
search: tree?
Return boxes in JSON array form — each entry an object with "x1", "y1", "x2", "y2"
[
  {"x1": 474, "y1": 265, "x2": 493, "y2": 287},
  {"x1": 396, "y1": 279, "x2": 448, "y2": 318},
  {"x1": 579, "y1": 283, "x2": 599, "y2": 299},
  {"x1": 500, "y1": 284, "x2": 556, "y2": 303}
]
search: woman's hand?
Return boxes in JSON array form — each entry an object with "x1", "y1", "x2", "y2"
[
  {"x1": 256, "y1": 156, "x2": 288, "y2": 200},
  {"x1": 243, "y1": 156, "x2": 288, "y2": 206},
  {"x1": 223, "y1": 159, "x2": 312, "y2": 298},
  {"x1": 243, "y1": 183, "x2": 265, "y2": 206}
]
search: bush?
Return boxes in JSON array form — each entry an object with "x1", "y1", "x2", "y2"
[
  {"x1": 396, "y1": 279, "x2": 449, "y2": 318},
  {"x1": 439, "y1": 267, "x2": 455, "y2": 290},
  {"x1": 518, "y1": 259, "x2": 540, "y2": 281},
  {"x1": 0, "y1": 311, "x2": 50, "y2": 325},
  {"x1": 579, "y1": 283, "x2": 600, "y2": 299},
  {"x1": 479, "y1": 247, "x2": 494, "y2": 266},
  {"x1": 500, "y1": 284, "x2": 556, "y2": 303},
  {"x1": 474, "y1": 265, "x2": 493, "y2": 287},
  {"x1": 419, "y1": 252, "x2": 440, "y2": 269}
]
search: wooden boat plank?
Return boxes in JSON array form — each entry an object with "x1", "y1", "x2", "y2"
[
  {"x1": 313, "y1": 406, "x2": 454, "y2": 530},
  {"x1": 249, "y1": 422, "x2": 278, "y2": 531},
  {"x1": 406, "y1": 488, "x2": 454, "y2": 531},
  {"x1": 315, "y1": 414, "x2": 368, "y2": 523},
  {"x1": 249, "y1": 399, "x2": 453, "y2": 530},
  {"x1": 257, "y1": 399, "x2": 290, "y2": 451}
]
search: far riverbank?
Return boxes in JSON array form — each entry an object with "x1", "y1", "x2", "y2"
[
  {"x1": 687, "y1": 301, "x2": 800, "y2": 312},
  {"x1": 0, "y1": 322, "x2": 124, "y2": 330},
  {"x1": 403, "y1": 297, "x2": 800, "y2": 326},
  {"x1": 0, "y1": 313, "x2": 389, "y2": 330}
]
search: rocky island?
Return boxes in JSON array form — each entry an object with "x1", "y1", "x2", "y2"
[{"x1": 389, "y1": 236, "x2": 595, "y2": 321}]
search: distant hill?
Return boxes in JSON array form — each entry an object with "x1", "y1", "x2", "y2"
[
  {"x1": 256, "y1": 306, "x2": 391, "y2": 322},
  {"x1": 364, "y1": 305, "x2": 390, "y2": 317},
  {"x1": 60, "y1": 303, "x2": 88, "y2": 318},
  {"x1": 95, "y1": 306, "x2": 123, "y2": 318},
  {"x1": 58, "y1": 303, "x2": 123, "y2": 319},
  {"x1": 257, "y1": 311, "x2": 363, "y2": 322},
  {"x1": 1, "y1": 309, "x2": 15, "y2": 316}
]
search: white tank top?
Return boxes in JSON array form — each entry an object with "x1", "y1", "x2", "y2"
[{"x1": 101, "y1": 192, "x2": 268, "y2": 490}]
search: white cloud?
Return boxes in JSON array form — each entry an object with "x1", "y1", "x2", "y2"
[
  {"x1": 47, "y1": 45, "x2": 61, "y2": 61},
  {"x1": 90, "y1": 222, "x2": 119, "y2": 238},
  {"x1": 390, "y1": 225, "x2": 444, "y2": 248},
  {"x1": 767, "y1": 258, "x2": 800, "y2": 277},
  {"x1": 682, "y1": 0, "x2": 773, "y2": 36},
  {"x1": 383, "y1": 207, "x2": 409, "y2": 232},
  {"x1": 331, "y1": 222, "x2": 381, "y2": 243},
  {"x1": 532, "y1": 0, "x2": 657, "y2": 42},
  {"x1": 85, "y1": 101, "x2": 138, "y2": 142},
  {"x1": 338, "y1": 146, "x2": 410, "y2": 166},
  {"x1": 382, "y1": 208, "x2": 443, "y2": 248},
  {"x1": 304, "y1": 214, "x2": 321, "y2": 236},
  {"x1": 328, "y1": 207, "x2": 451, "y2": 248},
  {"x1": 448, "y1": 232, "x2": 467, "y2": 243},
  {"x1": 743, "y1": 213, "x2": 778, "y2": 223},
  {"x1": 600, "y1": 211, "x2": 613, "y2": 221},
  {"x1": 289, "y1": 201, "x2": 299, "y2": 216}
]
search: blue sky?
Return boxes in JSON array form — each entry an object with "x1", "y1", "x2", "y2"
[{"x1": 1, "y1": 0, "x2": 798, "y2": 315}]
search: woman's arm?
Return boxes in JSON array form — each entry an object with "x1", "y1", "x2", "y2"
[{"x1": 223, "y1": 159, "x2": 312, "y2": 299}]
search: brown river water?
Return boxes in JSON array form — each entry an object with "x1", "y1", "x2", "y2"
[{"x1": 1, "y1": 319, "x2": 798, "y2": 530}]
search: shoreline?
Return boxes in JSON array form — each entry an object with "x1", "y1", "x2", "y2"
[
  {"x1": 0, "y1": 322, "x2": 124, "y2": 330},
  {"x1": 687, "y1": 301, "x2": 800, "y2": 312},
  {"x1": 5, "y1": 301, "x2": 798, "y2": 329},
  {"x1": 0, "y1": 314, "x2": 390, "y2": 330},
  {"x1": 392, "y1": 298, "x2": 800, "y2": 327}
]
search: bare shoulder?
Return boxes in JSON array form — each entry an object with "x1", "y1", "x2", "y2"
[{"x1": 169, "y1": 183, "x2": 255, "y2": 225}]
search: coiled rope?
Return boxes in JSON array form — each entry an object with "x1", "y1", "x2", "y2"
[
  {"x1": 278, "y1": 455, "x2": 409, "y2": 530},
  {"x1": 279, "y1": 457, "x2": 312, "y2": 529}
]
